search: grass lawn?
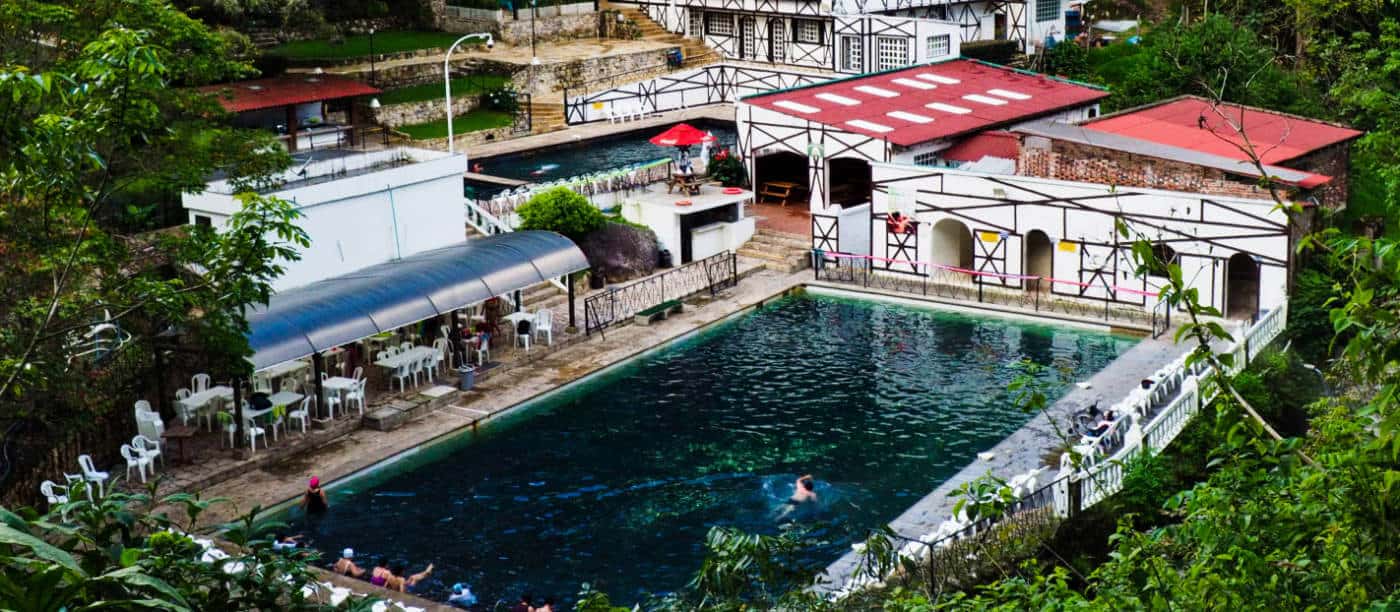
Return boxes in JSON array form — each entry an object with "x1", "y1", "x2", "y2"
[
  {"x1": 399, "y1": 109, "x2": 514, "y2": 139},
  {"x1": 377, "y1": 75, "x2": 511, "y2": 105},
  {"x1": 267, "y1": 31, "x2": 483, "y2": 60}
]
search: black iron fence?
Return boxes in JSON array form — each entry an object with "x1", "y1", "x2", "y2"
[
  {"x1": 584, "y1": 251, "x2": 738, "y2": 337},
  {"x1": 812, "y1": 251, "x2": 1163, "y2": 331}
]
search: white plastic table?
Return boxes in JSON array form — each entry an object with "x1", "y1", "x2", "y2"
[
  {"x1": 373, "y1": 346, "x2": 436, "y2": 371},
  {"x1": 322, "y1": 377, "x2": 358, "y2": 414},
  {"x1": 178, "y1": 386, "x2": 232, "y2": 429}
]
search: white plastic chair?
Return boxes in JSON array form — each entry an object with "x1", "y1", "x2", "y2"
[
  {"x1": 376, "y1": 350, "x2": 390, "y2": 362},
  {"x1": 344, "y1": 379, "x2": 366, "y2": 417},
  {"x1": 175, "y1": 388, "x2": 194, "y2": 425},
  {"x1": 289, "y1": 396, "x2": 311, "y2": 433},
  {"x1": 77, "y1": 454, "x2": 109, "y2": 498},
  {"x1": 476, "y1": 337, "x2": 490, "y2": 365},
  {"x1": 40, "y1": 480, "x2": 69, "y2": 506},
  {"x1": 392, "y1": 362, "x2": 414, "y2": 393},
  {"x1": 409, "y1": 357, "x2": 426, "y2": 387},
  {"x1": 420, "y1": 353, "x2": 436, "y2": 384},
  {"x1": 252, "y1": 377, "x2": 272, "y2": 394},
  {"x1": 121, "y1": 444, "x2": 150, "y2": 483},
  {"x1": 280, "y1": 378, "x2": 298, "y2": 393},
  {"x1": 352, "y1": 365, "x2": 364, "y2": 382},
  {"x1": 433, "y1": 338, "x2": 454, "y2": 371},
  {"x1": 386, "y1": 346, "x2": 401, "y2": 357},
  {"x1": 132, "y1": 434, "x2": 163, "y2": 468},
  {"x1": 192, "y1": 373, "x2": 211, "y2": 392},
  {"x1": 399, "y1": 341, "x2": 413, "y2": 353},
  {"x1": 134, "y1": 399, "x2": 152, "y2": 413},
  {"x1": 242, "y1": 417, "x2": 267, "y2": 453},
  {"x1": 266, "y1": 405, "x2": 286, "y2": 442},
  {"x1": 533, "y1": 309, "x2": 553, "y2": 346}
]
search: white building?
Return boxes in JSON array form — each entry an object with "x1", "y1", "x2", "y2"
[
  {"x1": 859, "y1": 162, "x2": 1290, "y2": 319},
  {"x1": 183, "y1": 147, "x2": 469, "y2": 291},
  {"x1": 621, "y1": 0, "x2": 1065, "y2": 69}
]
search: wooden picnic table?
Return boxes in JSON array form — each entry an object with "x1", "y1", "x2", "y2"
[
  {"x1": 162, "y1": 425, "x2": 197, "y2": 465},
  {"x1": 759, "y1": 180, "x2": 800, "y2": 206}
]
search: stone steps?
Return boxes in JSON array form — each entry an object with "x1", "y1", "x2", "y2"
[
  {"x1": 620, "y1": 8, "x2": 723, "y2": 70},
  {"x1": 736, "y1": 229, "x2": 811, "y2": 273}
]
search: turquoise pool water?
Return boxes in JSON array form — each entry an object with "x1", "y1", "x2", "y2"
[{"x1": 283, "y1": 294, "x2": 1135, "y2": 606}]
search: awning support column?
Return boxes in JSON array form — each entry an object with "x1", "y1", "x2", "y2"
[
  {"x1": 450, "y1": 310, "x2": 464, "y2": 368},
  {"x1": 312, "y1": 352, "x2": 327, "y2": 420},
  {"x1": 514, "y1": 290, "x2": 523, "y2": 313},
  {"x1": 567, "y1": 274, "x2": 577, "y2": 330},
  {"x1": 232, "y1": 378, "x2": 245, "y2": 448}
]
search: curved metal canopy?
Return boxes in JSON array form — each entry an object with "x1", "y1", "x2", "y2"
[{"x1": 246, "y1": 231, "x2": 588, "y2": 371}]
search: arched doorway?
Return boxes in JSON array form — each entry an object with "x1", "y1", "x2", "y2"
[
  {"x1": 828, "y1": 158, "x2": 872, "y2": 208},
  {"x1": 1226, "y1": 252, "x2": 1259, "y2": 319},
  {"x1": 753, "y1": 151, "x2": 808, "y2": 202},
  {"x1": 931, "y1": 218, "x2": 974, "y2": 270},
  {"x1": 1024, "y1": 229, "x2": 1053, "y2": 290},
  {"x1": 1149, "y1": 243, "x2": 1177, "y2": 277}
]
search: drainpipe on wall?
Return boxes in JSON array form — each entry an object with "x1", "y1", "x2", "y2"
[{"x1": 387, "y1": 184, "x2": 403, "y2": 260}]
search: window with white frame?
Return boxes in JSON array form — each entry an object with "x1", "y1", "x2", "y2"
[
  {"x1": 689, "y1": 11, "x2": 703, "y2": 38},
  {"x1": 926, "y1": 34, "x2": 950, "y2": 58},
  {"x1": 913, "y1": 151, "x2": 939, "y2": 167},
  {"x1": 876, "y1": 36, "x2": 909, "y2": 71},
  {"x1": 794, "y1": 19, "x2": 823, "y2": 44},
  {"x1": 840, "y1": 35, "x2": 862, "y2": 72},
  {"x1": 706, "y1": 13, "x2": 734, "y2": 36},
  {"x1": 1036, "y1": 0, "x2": 1060, "y2": 22}
]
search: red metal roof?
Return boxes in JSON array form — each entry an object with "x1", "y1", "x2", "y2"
[
  {"x1": 1082, "y1": 96, "x2": 1361, "y2": 165},
  {"x1": 743, "y1": 60, "x2": 1109, "y2": 147},
  {"x1": 199, "y1": 74, "x2": 381, "y2": 113},
  {"x1": 941, "y1": 131, "x2": 1019, "y2": 162}
]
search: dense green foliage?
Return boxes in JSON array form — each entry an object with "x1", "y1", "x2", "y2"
[
  {"x1": 0, "y1": 483, "x2": 374, "y2": 610},
  {"x1": 516, "y1": 187, "x2": 607, "y2": 240}
]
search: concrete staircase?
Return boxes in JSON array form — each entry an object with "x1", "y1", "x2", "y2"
[
  {"x1": 617, "y1": 8, "x2": 721, "y2": 69},
  {"x1": 529, "y1": 100, "x2": 567, "y2": 134},
  {"x1": 520, "y1": 281, "x2": 570, "y2": 311},
  {"x1": 736, "y1": 229, "x2": 812, "y2": 274}
]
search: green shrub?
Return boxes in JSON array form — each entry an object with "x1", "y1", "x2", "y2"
[
  {"x1": 483, "y1": 84, "x2": 520, "y2": 114},
  {"x1": 517, "y1": 187, "x2": 606, "y2": 240}
]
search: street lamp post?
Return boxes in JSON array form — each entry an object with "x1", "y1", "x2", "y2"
[
  {"x1": 368, "y1": 28, "x2": 377, "y2": 85},
  {"x1": 444, "y1": 33, "x2": 495, "y2": 155}
]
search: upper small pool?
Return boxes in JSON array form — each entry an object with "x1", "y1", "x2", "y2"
[
  {"x1": 283, "y1": 293, "x2": 1135, "y2": 606},
  {"x1": 473, "y1": 119, "x2": 737, "y2": 183}
]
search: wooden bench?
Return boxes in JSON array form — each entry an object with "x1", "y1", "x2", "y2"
[
  {"x1": 758, "y1": 180, "x2": 799, "y2": 206},
  {"x1": 635, "y1": 299, "x2": 683, "y2": 326}
]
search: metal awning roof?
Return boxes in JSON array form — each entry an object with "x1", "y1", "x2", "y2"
[{"x1": 246, "y1": 231, "x2": 588, "y2": 372}]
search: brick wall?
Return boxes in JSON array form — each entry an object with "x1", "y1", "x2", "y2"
[
  {"x1": 1278, "y1": 143, "x2": 1351, "y2": 209},
  {"x1": 1019, "y1": 138, "x2": 1284, "y2": 202}
]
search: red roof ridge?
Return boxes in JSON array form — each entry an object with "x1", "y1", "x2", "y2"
[{"x1": 1085, "y1": 94, "x2": 1362, "y2": 138}]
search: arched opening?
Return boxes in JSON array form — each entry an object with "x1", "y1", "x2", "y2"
[
  {"x1": 1226, "y1": 252, "x2": 1259, "y2": 319},
  {"x1": 1024, "y1": 229, "x2": 1053, "y2": 290},
  {"x1": 828, "y1": 157, "x2": 872, "y2": 208},
  {"x1": 1149, "y1": 243, "x2": 1177, "y2": 277},
  {"x1": 931, "y1": 218, "x2": 974, "y2": 270},
  {"x1": 753, "y1": 151, "x2": 808, "y2": 204}
]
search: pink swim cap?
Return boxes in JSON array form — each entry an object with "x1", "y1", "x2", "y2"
[{"x1": 309, "y1": 476, "x2": 320, "y2": 487}]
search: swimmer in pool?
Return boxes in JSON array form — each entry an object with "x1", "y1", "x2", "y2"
[{"x1": 790, "y1": 475, "x2": 817, "y2": 504}]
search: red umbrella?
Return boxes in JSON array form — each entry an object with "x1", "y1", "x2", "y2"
[{"x1": 649, "y1": 123, "x2": 716, "y2": 147}]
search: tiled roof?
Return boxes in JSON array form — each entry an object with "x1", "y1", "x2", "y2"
[
  {"x1": 199, "y1": 74, "x2": 381, "y2": 113},
  {"x1": 941, "y1": 131, "x2": 1019, "y2": 162},
  {"x1": 743, "y1": 59, "x2": 1109, "y2": 147},
  {"x1": 1081, "y1": 96, "x2": 1361, "y2": 165}
]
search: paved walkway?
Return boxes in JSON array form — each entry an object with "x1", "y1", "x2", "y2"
[{"x1": 468, "y1": 105, "x2": 732, "y2": 159}]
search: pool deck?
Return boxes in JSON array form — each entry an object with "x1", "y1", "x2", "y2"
[{"x1": 468, "y1": 105, "x2": 733, "y2": 160}]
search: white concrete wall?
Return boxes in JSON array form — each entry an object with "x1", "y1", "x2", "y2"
[
  {"x1": 861, "y1": 161, "x2": 1290, "y2": 317},
  {"x1": 183, "y1": 149, "x2": 468, "y2": 291}
]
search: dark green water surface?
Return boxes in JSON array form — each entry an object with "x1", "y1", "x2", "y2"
[{"x1": 284, "y1": 294, "x2": 1135, "y2": 606}]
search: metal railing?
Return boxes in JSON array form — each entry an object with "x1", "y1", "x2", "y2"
[
  {"x1": 812, "y1": 251, "x2": 1163, "y2": 330},
  {"x1": 584, "y1": 251, "x2": 738, "y2": 337}
]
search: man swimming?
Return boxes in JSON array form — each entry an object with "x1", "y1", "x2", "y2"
[{"x1": 790, "y1": 475, "x2": 818, "y2": 504}]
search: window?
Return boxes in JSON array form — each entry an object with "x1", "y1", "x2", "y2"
[
  {"x1": 926, "y1": 34, "x2": 950, "y2": 58},
  {"x1": 689, "y1": 11, "x2": 703, "y2": 38},
  {"x1": 876, "y1": 36, "x2": 909, "y2": 71},
  {"x1": 1036, "y1": 0, "x2": 1061, "y2": 22},
  {"x1": 794, "y1": 19, "x2": 823, "y2": 44},
  {"x1": 706, "y1": 13, "x2": 733, "y2": 36},
  {"x1": 1087, "y1": 106, "x2": 1099, "y2": 118},
  {"x1": 840, "y1": 35, "x2": 862, "y2": 71},
  {"x1": 913, "y1": 151, "x2": 939, "y2": 167}
]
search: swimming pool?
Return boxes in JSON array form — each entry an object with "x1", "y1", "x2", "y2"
[
  {"x1": 283, "y1": 293, "x2": 1136, "y2": 606},
  {"x1": 473, "y1": 119, "x2": 737, "y2": 182}
]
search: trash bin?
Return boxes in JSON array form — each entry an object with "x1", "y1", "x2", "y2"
[
  {"x1": 658, "y1": 248, "x2": 673, "y2": 269},
  {"x1": 458, "y1": 366, "x2": 476, "y2": 391}
]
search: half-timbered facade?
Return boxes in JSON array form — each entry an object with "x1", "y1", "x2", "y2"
[{"x1": 852, "y1": 162, "x2": 1291, "y2": 319}]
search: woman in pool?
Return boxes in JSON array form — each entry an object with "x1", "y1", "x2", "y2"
[
  {"x1": 369, "y1": 558, "x2": 392, "y2": 587},
  {"x1": 299, "y1": 476, "x2": 328, "y2": 515},
  {"x1": 386, "y1": 563, "x2": 434, "y2": 593}
]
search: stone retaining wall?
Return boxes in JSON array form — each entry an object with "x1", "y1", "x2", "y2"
[
  {"x1": 498, "y1": 13, "x2": 598, "y2": 44},
  {"x1": 524, "y1": 47, "x2": 675, "y2": 94},
  {"x1": 369, "y1": 96, "x2": 482, "y2": 128},
  {"x1": 409, "y1": 125, "x2": 519, "y2": 151}
]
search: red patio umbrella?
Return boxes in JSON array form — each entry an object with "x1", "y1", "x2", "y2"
[{"x1": 649, "y1": 123, "x2": 716, "y2": 147}]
